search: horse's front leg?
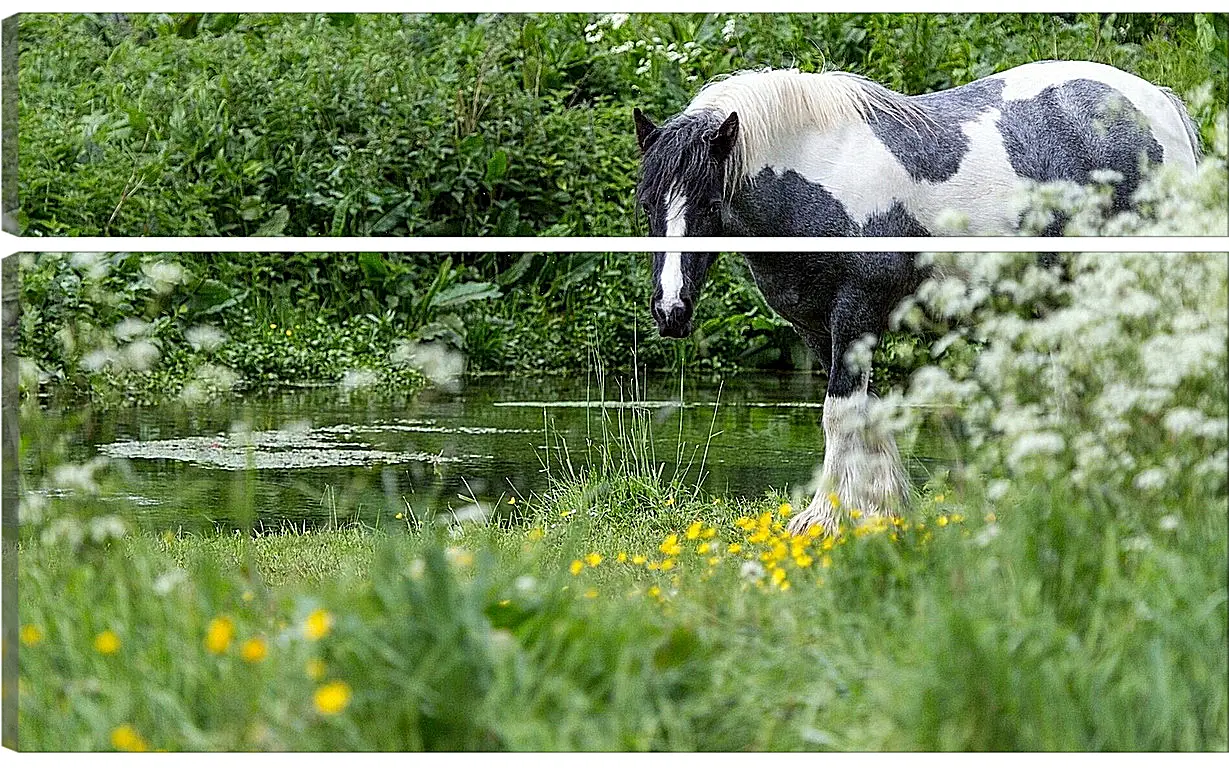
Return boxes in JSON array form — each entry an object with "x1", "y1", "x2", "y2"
[{"x1": 787, "y1": 298, "x2": 909, "y2": 536}]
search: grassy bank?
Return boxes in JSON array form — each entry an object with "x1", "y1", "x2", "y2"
[
  {"x1": 17, "y1": 466, "x2": 1227, "y2": 751},
  {"x1": 15, "y1": 253, "x2": 1228, "y2": 749}
]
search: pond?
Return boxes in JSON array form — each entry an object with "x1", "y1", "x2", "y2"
[{"x1": 29, "y1": 372, "x2": 948, "y2": 533}]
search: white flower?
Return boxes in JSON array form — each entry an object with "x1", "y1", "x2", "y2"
[
  {"x1": 82, "y1": 349, "x2": 114, "y2": 372},
  {"x1": 1006, "y1": 432, "x2": 1065, "y2": 472},
  {"x1": 395, "y1": 341, "x2": 466, "y2": 391},
  {"x1": 1133, "y1": 468, "x2": 1167, "y2": 490},
  {"x1": 141, "y1": 260, "x2": 185, "y2": 294},
  {"x1": 89, "y1": 515, "x2": 127, "y2": 542},
  {"x1": 185, "y1": 325, "x2": 227, "y2": 353},
  {"x1": 153, "y1": 568, "x2": 188, "y2": 595},
  {"x1": 120, "y1": 339, "x2": 160, "y2": 371},
  {"x1": 113, "y1": 318, "x2": 149, "y2": 342},
  {"x1": 340, "y1": 368, "x2": 379, "y2": 392}
]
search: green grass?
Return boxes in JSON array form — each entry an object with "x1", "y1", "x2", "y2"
[
  {"x1": 16, "y1": 461, "x2": 1227, "y2": 751},
  {"x1": 16, "y1": 253, "x2": 1229, "y2": 751}
]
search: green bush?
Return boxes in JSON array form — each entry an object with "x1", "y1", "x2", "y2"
[{"x1": 17, "y1": 12, "x2": 1227, "y2": 236}]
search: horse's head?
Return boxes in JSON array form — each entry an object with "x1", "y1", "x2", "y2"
[
  {"x1": 647, "y1": 253, "x2": 717, "y2": 338},
  {"x1": 634, "y1": 107, "x2": 739, "y2": 338}
]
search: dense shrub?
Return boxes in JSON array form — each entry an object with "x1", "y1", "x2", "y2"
[{"x1": 17, "y1": 12, "x2": 1227, "y2": 236}]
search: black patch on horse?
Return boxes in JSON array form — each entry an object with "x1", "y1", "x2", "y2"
[
  {"x1": 867, "y1": 78, "x2": 1007, "y2": 184},
  {"x1": 998, "y1": 78, "x2": 1163, "y2": 212},
  {"x1": 727, "y1": 168, "x2": 857, "y2": 237},
  {"x1": 728, "y1": 169, "x2": 932, "y2": 237},
  {"x1": 861, "y1": 201, "x2": 931, "y2": 237}
]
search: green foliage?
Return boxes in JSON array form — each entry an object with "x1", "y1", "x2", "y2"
[
  {"x1": 17, "y1": 253, "x2": 1226, "y2": 752},
  {"x1": 17, "y1": 12, "x2": 1227, "y2": 236},
  {"x1": 17, "y1": 252, "x2": 840, "y2": 405}
]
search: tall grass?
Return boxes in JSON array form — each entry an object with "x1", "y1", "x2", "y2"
[{"x1": 16, "y1": 250, "x2": 1227, "y2": 750}]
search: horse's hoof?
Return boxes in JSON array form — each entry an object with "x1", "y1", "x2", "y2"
[{"x1": 786, "y1": 503, "x2": 838, "y2": 537}]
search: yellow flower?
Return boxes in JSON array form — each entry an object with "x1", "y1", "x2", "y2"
[
  {"x1": 771, "y1": 567, "x2": 787, "y2": 585},
  {"x1": 661, "y1": 558, "x2": 675, "y2": 571},
  {"x1": 240, "y1": 637, "x2": 268, "y2": 663},
  {"x1": 664, "y1": 496, "x2": 675, "y2": 507},
  {"x1": 646, "y1": 560, "x2": 661, "y2": 571},
  {"x1": 527, "y1": 527, "x2": 544, "y2": 542},
  {"x1": 20, "y1": 624, "x2": 43, "y2": 647},
  {"x1": 269, "y1": 323, "x2": 277, "y2": 330},
  {"x1": 827, "y1": 492, "x2": 841, "y2": 509},
  {"x1": 507, "y1": 497, "x2": 517, "y2": 505},
  {"x1": 734, "y1": 516, "x2": 756, "y2": 531},
  {"x1": 659, "y1": 534, "x2": 682, "y2": 557},
  {"x1": 285, "y1": 329, "x2": 292, "y2": 337},
  {"x1": 701, "y1": 526, "x2": 717, "y2": 539},
  {"x1": 110, "y1": 724, "x2": 148, "y2": 752},
  {"x1": 686, "y1": 521, "x2": 703, "y2": 540},
  {"x1": 303, "y1": 609, "x2": 334, "y2": 641},
  {"x1": 778, "y1": 502, "x2": 793, "y2": 517},
  {"x1": 850, "y1": 509, "x2": 863, "y2": 519},
  {"x1": 937, "y1": 515, "x2": 949, "y2": 527},
  {"x1": 697, "y1": 542, "x2": 712, "y2": 554},
  {"x1": 242, "y1": 590, "x2": 255, "y2": 602},
  {"x1": 707, "y1": 556, "x2": 720, "y2": 566},
  {"x1": 205, "y1": 616, "x2": 234, "y2": 654},
  {"x1": 727, "y1": 543, "x2": 742, "y2": 554},
  {"x1": 94, "y1": 630, "x2": 121, "y2": 655},
  {"x1": 985, "y1": 512, "x2": 997, "y2": 523},
  {"x1": 647, "y1": 585, "x2": 662, "y2": 598},
  {"x1": 616, "y1": 552, "x2": 628, "y2": 563},
  {"x1": 794, "y1": 553, "x2": 814, "y2": 568},
  {"x1": 584, "y1": 552, "x2": 602, "y2": 567},
  {"x1": 820, "y1": 554, "x2": 833, "y2": 569},
  {"x1": 314, "y1": 680, "x2": 352, "y2": 715},
  {"x1": 560, "y1": 508, "x2": 575, "y2": 518},
  {"x1": 569, "y1": 560, "x2": 584, "y2": 576},
  {"x1": 951, "y1": 513, "x2": 966, "y2": 524},
  {"x1": 395, "y1": 512, "x2": 404, "y2": 520},
  {"x1": 631, "y1": 554, "x2": 647, "y2": 565},
  {"x1": 305, "y1": 658, "x2": 326, "y2": 680},
  {"x1": 583, "y1": 588, "x2": 599, "y2": 599}
]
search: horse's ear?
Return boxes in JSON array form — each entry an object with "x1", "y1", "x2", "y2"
[
  {"x1": 710, "y1": 111, "x2": 740, "y2": 163},
  {"x1": 634, "y1": 108, "x2": 659, "y2": 153}
]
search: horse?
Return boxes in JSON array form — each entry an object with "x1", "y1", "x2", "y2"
[{"x1": 633, "y1": 60, "x2": 1202, "y2": 535}]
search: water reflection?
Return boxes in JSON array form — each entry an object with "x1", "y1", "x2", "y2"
[{"x1": 30, "y1": 372, "x2": 924, "y2": 532}]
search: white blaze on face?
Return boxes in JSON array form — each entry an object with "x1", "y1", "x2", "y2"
[{"x1": 658, "y1": 186, "x2": 688, "y2": 313}]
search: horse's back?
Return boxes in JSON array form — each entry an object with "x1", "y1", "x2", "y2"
[{"x1": 981, "y1": 60, "x2": 1199, "y2": 170}]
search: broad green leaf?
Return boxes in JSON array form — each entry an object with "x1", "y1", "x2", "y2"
[{"x1": 429, "y1": 281, "x2": 503, "y2": 308}]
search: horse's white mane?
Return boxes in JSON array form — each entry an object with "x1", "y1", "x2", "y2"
[{"x1": 685, "y1": 68, "x2": 931, "y2": 189}]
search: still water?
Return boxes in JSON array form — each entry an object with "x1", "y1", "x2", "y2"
[{"x1": 35, "y1": 372, "x2": 942, "y2": 532}]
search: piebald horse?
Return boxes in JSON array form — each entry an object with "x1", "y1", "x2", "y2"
[{"x1": 634, "y1": 60, "x2": 1200, "y2": 534}]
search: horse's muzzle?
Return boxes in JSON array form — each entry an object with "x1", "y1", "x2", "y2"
[{"x1": 652, "y1": 300, "x2": 694, "y2": 338}]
